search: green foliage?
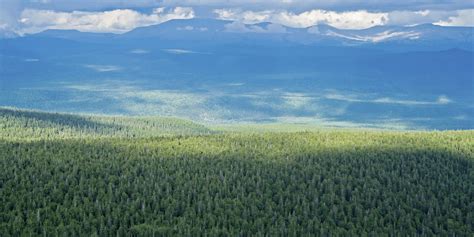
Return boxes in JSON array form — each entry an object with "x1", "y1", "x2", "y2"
[
  {"x1": 0, "y1": 108, "x2": 213, "y2": 141},
  {"x1": 0, "y1": 108, "x2": 473, "y2": 236}
]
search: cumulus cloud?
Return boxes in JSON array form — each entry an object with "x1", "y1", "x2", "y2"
[
  {"x1": 434, "y1": 9, "x2": 474, "y2": 26},
  {"x1": 17, "y1": 7, "x2": 194, "y2": 34},
  {"x1": 215, "y1": 8, "x2": 474, "y2": 29},
  {"x1": 215, "y1": 8, "x2": 389, "y2": 29}
]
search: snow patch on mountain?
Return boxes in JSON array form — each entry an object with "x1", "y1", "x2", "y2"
[{"x1": 326, "y1": 30, "x2": 421, "y2": 42}]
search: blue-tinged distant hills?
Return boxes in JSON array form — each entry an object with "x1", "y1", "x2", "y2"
[
  {"x1": 20, "y1": 19, "x2": 474, "y2": 50},
  {"x1": 1, "y1": 19, "x2": 473, "y2": 129}
]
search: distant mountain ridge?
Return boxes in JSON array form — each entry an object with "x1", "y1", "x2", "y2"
[{"x1": 22, "y1": 18, "x2": 473, "y2": 50}]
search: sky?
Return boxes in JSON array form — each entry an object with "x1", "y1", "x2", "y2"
[{"x1": 1, "y1": 0, "x2": 473, "y2": 35}]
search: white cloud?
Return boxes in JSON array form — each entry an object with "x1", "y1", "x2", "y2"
[
  {"x1": 17, "y1": 7, "x2": 194, "y2": 34},
  {"x1": 1, "y1": 0, "x2": 473, "y2": 37},
  {"x1": 215, "y1": 9, "x2": 273, "y2": 24},
  {"x1": 215, "y1": 8, "x2": 388, "y2": 29},
  {"x1": 281, "y1": 9, "x2": 388, "y2": 29},
  {"x1": 2, "y1": 4, "x2": 472, "y2": 36},
  {"x1": 84, "y1": 64, "x2": 122, "y2": 72},
  {"x1": 215, "y1": 8, "x2": 474, "y2": 29},
  {"x1": 434, "y1": 9, "x2": 474, "y2": 26}
]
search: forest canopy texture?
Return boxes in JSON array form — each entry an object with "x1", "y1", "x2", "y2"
[{"x1": 0, "y1": 108, "x2": 473, "y2": 236}]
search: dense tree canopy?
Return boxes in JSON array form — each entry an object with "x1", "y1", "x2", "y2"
[{"x1": 0, "y1": 108, "x2": 473, "y2": 236}]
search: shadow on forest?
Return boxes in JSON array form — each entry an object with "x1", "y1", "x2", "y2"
[
  {"x1": 1, "y1": 135, "x2": 472, "y2": 235},
  {"x1": 0, "y1": 108, "x2": 124, "y2": 132},
  {"x1": 5, "y1": 134, "x2": 473, "y2": 164}
]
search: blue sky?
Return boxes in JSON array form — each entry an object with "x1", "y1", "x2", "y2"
[{"x1": 1, "y1": 0, "x2": 473, "y2": 35}]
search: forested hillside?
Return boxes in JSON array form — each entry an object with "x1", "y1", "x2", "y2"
[
  {"x1": 0, "y1": 108, "x2": 473, "y2": 236},
  {"x1": 0, "y1": 108, "x2": 213, "y2": 140}
]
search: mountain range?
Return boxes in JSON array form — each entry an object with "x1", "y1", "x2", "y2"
[{"x1": 12, "y1": 19, "x2": 470, "y2": 50}]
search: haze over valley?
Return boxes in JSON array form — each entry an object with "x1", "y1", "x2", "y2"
[{"x1": 1, "y1": 16, "x2": 473, "y2": 129}]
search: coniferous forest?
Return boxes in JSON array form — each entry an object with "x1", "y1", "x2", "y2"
[{"x1": 0, "y1": 108, "x2": 473, "y2": 236}]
